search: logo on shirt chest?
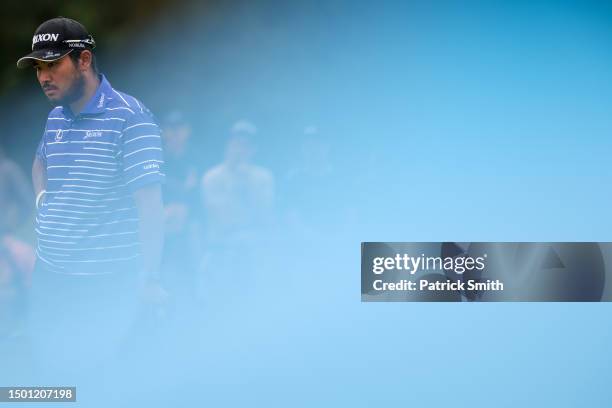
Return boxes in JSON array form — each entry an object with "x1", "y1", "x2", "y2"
[
  {"x1": 84, "y1": 130, "x2": 103, "y2": 139},
  {"x1": 55, "y1": 129, "x2": 63, "y2": 142}
]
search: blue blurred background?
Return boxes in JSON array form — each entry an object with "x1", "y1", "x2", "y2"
[{"x1": 1, "y1": 0, "x2": 612, "y2": 406}]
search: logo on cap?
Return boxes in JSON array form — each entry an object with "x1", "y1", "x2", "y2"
[
  {"x1": 44, "y1": 50, "x2": 61, "y2": 58},
  {"x1": 33, "y1": 33, "x2": 60, "y2": 47}
]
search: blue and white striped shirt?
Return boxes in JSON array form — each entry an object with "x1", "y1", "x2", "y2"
[{"x1": 35, "y1": 74, "x2": 165, "y2": 274}]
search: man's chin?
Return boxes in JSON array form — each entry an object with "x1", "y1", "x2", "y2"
[{"x1": 46, "y1": 94, "x2": 64, "y2": 105}]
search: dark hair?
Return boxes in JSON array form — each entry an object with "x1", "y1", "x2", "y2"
[{"x1": 69, "y1": 49, "x2": 98, "y2": 74}]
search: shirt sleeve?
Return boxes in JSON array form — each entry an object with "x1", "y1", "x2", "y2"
[{"x1": 120, "y1": 109, "x2": 165, "y2": 192}]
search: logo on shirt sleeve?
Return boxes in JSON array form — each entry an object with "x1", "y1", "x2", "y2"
[{"x1": 143, "y1": 163, "x2": 160, "y2": 170}]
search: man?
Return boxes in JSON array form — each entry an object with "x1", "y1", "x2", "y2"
[{"x1": 16, "y1": 17, "x2": 166, "y2": 380}]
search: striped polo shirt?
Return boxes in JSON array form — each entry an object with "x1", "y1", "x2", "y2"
[{"x1": 35, "y1": 74, "x2": 165, "y2": 274}]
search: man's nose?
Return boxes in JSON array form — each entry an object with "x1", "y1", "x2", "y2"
[{"x1": 37, "y1": 67, "x2": 51, "y2": 84}]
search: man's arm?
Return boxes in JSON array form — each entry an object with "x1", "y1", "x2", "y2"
[
  {"x1": 32, "y1": 155, "x2": 46, "y2": 196},
  {"x1": 133, "y1": 183, "x2": 164, "y2": 282},
  {"x1": 120, "y1": 108, "x2": 166, "y2": 300},
  {"x1": 33, "y1": 133, "x2": 47, "y2": 198}
]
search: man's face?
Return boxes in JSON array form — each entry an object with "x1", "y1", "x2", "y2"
[
  {"x1": 34, "y1": 53, "x2": 85, "y2": 106},
  {"x1": 226, "y1": 135, "x2": 255, "y2": 165}
]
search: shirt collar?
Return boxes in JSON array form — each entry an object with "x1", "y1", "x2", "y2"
[{"x1": 62, "y1": 74, "x2": 113, "y2": 118}]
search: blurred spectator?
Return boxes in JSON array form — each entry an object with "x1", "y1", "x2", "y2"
[
  {"x1": 285, "y1": 127, "x2": 333, "y2": 180},
  {"x1": 0, "y1": 236, "x2": 35, "y2": 338},
  {"x1": 0, "y1": 148, "x2": 34, "y2": 234},
  {"x1": 201, "y1": 120, "x2": 274, "y2": 241},
  {"x1": 282, "y1": 126, "x2": 334, "y2": 236},
  {"x1": 161, "y1": 111, "x2": 201, "y2": 312},
  {"x1": 199, "y1": 120, "x2": 275, "y2": 302},
  {"x1": 0, "y1": 148, "x2": 35, "y2": 339}
]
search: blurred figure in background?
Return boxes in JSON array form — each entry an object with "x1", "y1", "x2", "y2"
[
  {"x1": 200, "y1": 120, "x2": 275, "y2": 301},
  {"x1": 202, "y1": 120, "x2": 274, "y2": 238},
  {"x1": 0, "y1": 147, "x2": 35, "y2": 341},
  {"x1": 161, "y1": 111, "x2": 201, "y2": 315},
  {"x1": 0, "y1": 147, "x2": 35, "y2": 236},
  {"x1": 283, "y1": 125, "x2": 334, "y2": 237}
]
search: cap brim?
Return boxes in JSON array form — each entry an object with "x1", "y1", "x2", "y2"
[{"x1": 16, "y1": 48, "x2": 73, "y2": 69}]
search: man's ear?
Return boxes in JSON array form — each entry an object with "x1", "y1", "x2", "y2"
[{"x1": 78, "y1": 50, "x2": 93, "y2": 72}]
